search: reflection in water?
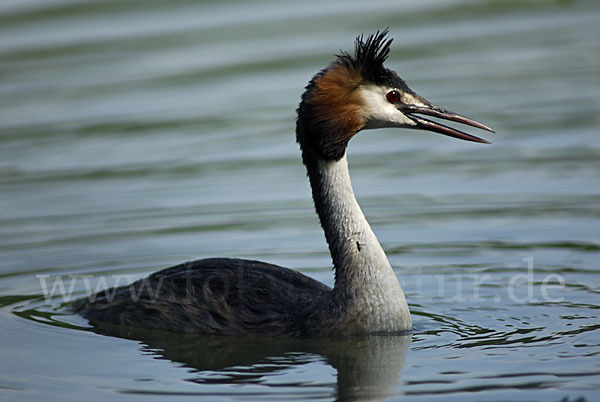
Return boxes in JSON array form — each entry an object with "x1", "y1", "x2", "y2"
[{"x1": 91, "y1": 322, "x2": 410, "y2": 401}]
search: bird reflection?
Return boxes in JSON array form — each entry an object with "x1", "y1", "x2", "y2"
[{"x1": 91, "y1": 323, "x2": 411, "y2": 401}]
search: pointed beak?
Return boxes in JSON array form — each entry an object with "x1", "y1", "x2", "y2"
[{"x1": 402, "y1": 101, "x2": 494, "y2": 144}]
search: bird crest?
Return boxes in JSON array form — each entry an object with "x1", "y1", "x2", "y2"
[{"x1": 336, "y1": 29, "x2": 393, "y2": 85}]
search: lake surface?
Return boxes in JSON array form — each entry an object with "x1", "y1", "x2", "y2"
[{"x1": 1, "y1": 0, "x2": 599, "y2": 400}]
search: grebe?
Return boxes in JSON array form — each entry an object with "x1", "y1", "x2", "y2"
[{"x1": 77, "y1": 30, "x2": 493, "y2": 336}]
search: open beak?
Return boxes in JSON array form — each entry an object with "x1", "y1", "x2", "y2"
[{"x1": 402, "y1": 102, "x2": 494, "y2": 144}]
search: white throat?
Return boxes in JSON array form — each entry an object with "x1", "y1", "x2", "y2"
[{"x1": 316, "y1": 154, "x2": 411, "y2": 332}]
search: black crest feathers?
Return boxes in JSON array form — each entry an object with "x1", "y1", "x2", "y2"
[{"x1": 336, "y1": 29, "x2": 393, "y2": 84}]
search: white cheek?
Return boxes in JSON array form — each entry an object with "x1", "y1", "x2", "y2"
[{"x1": 358, "y1": 85, "x2": 416, "y2": 129}]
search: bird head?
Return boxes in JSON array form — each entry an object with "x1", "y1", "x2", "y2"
[{"x1": 296, "y1": 29, "x2": 494, "y2": 161}]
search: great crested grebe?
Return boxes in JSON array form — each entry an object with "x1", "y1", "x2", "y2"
[{"x1": 77, "y1": 30, "x2": 493, "y2": 336}]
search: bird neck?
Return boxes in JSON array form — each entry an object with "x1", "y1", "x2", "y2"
[
  {"x1": 311, "y1": 152, "x2": 388, "y2": 283},
  {"x1": 301, "y1": 146, "x2": 411, "y2": 332}
]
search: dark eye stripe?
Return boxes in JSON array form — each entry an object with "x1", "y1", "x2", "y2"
[{"x1": 386, "y1": 90, "x2": 400, "y2": 104}]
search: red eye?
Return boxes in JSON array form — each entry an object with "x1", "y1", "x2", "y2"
[{"x1": 386, "y1": 90, "x2": 400, "y2": 104}]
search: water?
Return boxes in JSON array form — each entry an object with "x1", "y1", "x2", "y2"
[{"x1": 1, "y1": 0, "x2": 599, "y2": 400}]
